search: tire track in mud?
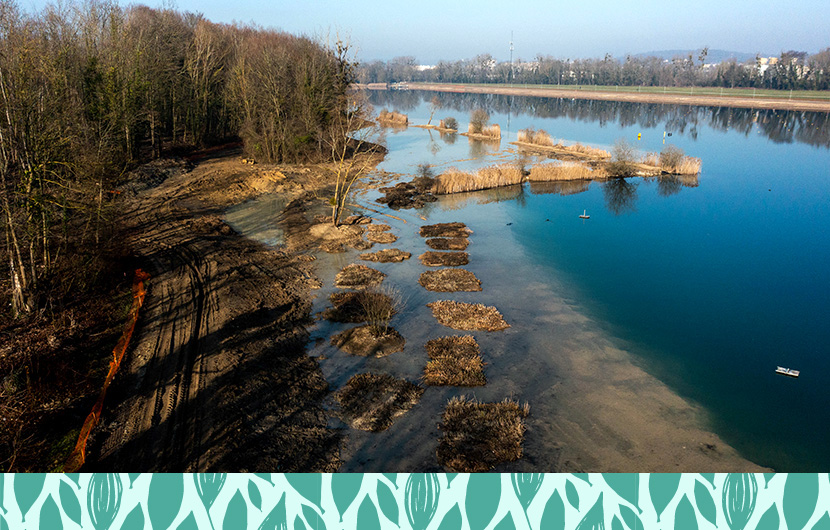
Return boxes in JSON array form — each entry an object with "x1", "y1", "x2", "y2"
[{"x1": 89, "y1": 154, "x2": 341, "y2": 472}]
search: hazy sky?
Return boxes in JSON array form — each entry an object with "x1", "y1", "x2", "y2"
[{"x1": 25, "y1": 0, "x2": 830, "y2": 63}]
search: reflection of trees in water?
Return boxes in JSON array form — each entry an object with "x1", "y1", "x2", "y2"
[
  {"x1": 440, "y1": 131, "x2": 458, "y2": 145},
  {"x1": 468, "y1": 137, "x2": 500, "y2": 159},
  {"x1": 656, "y1": 176, "x2": 682, "y2": 196},
  {"x1": 603, "y1": 178, "x2": 639, "y2": 215},
  {"x1": 528, "y1": 180, "x2": 592, "y2": 196},
  {"x1": 436, "y1": 184, "x2": 525, "y2": 211},
  {"x1": 367, "y1": 90, "x2": 830, "y2": 148}
]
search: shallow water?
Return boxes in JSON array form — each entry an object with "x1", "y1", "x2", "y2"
[{"x1": 231, "y1": 91, "x2": 830, "y2": 471}]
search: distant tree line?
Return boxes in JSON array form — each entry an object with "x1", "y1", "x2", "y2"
[
  {"x1": 1, "y1": 0, "x2": 355, "y2": 316},
  {"x1": 359, "y1": 48, "x2": 830, "y2": 90}
]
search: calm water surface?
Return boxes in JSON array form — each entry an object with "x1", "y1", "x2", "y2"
[{"x1": 357, "y1": 91, "x2": 830, "y2": 471}]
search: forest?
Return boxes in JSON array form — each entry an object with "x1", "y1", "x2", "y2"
[{"x1": 0, "y1": 0, "x2": 354, "y2": 318}]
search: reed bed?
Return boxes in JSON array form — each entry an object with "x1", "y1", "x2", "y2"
[
  {"x1": 566, "y1": 142, "x2": 611, "y2": 158},
  {"x1": 642, "y1": 152, "x2": 660, "y2": 166},
  {"x1": 377, "y1": 109, "x2": 408, "y2": 126},
  {"x1": 528, "y1": 162, "x2": 607, "y2": 181},
  {"x1": 676, "y1": 156, "x2": 702, "y2": 174},
  {"x1": 434, "y1": 164, "x2": 523, "y2": 194}
]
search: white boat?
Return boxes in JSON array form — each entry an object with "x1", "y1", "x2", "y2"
[
  {"x1": 775, "y1": 366, "x2": 800, "y2": 378},
  {"x1": 579, "y1": 209, "x2": 590, "y2": 219}
]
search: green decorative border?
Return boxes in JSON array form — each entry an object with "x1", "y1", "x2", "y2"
[{"x1": 0, "y1": 473, "x2": 827, "y2": 529}]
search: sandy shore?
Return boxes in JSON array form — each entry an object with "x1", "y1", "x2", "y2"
[{"x1": 410, "y1": 82, "x2": 830, "y2": 113}]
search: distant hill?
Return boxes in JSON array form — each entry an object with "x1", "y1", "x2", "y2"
[{"x1": 630, "y1": 49, "x2": 761, "y2": 64}]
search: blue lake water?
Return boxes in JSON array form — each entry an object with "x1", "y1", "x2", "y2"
[{"x1": 364, "y1": 90, "x2": 830, "y2": 471}]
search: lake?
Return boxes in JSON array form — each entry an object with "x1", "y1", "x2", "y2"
[{"x1": 231, "y1": 89, "x2": 830, "y2": 471}]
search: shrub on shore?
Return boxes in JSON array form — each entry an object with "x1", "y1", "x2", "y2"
[
  {"x1": 469, "y1": 109, "x2": 490, "y2": 134},
  {"x1": 607, "y1": 138, "x2": 638, "y2": 177},
  {"x1": 439, "y1": 117, "x2": 459, "y2": 131}
]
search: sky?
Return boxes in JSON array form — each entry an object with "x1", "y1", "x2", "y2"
[{"x1": 24, "y1": 0, "x2": 830, "y2": 63}]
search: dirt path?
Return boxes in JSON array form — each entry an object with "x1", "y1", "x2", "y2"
[
  {"x1": 88, "y1": 152, "x2": 340, "y2": 471},
  {"x1": 410, "y1": 83, "x2": 830, "y2": 112}
]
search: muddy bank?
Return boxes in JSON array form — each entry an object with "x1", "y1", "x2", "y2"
[
  {"x1": 410, "y1": 82, "x2": 830, "y2": 112},
  {"x1": 87, "y1": 150, "x2": 354, "y2": 472}
]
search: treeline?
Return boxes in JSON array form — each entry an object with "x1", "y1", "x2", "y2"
[
  {"x1": 0, "y1": 0, "x2": 354, "y2": 316},
  {"x1": 359, "y1": 49, "x2": 830, "y2": 90}
]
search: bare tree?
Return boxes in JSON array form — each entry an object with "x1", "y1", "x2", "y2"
[
  {"x1": 427, "y1": 95, "x2": 441, "y2": 125},
  {"x1": 327, "y1": 90, "x2": 383, "y2": 226}
]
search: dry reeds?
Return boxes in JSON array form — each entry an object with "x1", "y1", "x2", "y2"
[
  {"x1": 642, "y1": 152, "x2": 660, "y2": 166},
  {"x1": 334, "y1": 264, "x2": 385, "y2": 289},
  {"x1": 377, "y1": 109, "x2": 408, "y2": 126},
  {"x1": 434, "y1": 164, "x2": 523, "y2": 194},
  {"x1": 676, "y1": 156, "x2": 702, "y2": 175},
  {"x1": 566, "y1": 142, "x2": 611, "y2": 158},
  {"x1": 427, "y1": 300, "x2": 510, "y2": 331},
  {"x1": 419, "y1": 269, "x2": 482, "y2": 292},
  {"x1": 528, "y1": 162, "x2": 607, "y2": 182},
  {"x1": 437, "y1": 396, "x2": 529, "y2": 472},
  {"x1": 517, "y1": 127, "x2": 556, "y2": 147},
  {"x1": 423, "y1": 336, "x2": 486, "y2": 386},
  {"x1": 419, "y1": 251, "x2": 469, "y2": 267},
  {"x1": 419, "y1": 222, "x2": 471, "y2": 238}
]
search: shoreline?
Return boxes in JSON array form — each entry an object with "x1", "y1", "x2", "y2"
[
  {"x1": 408, "y1": 82, "x2": 830, "y2": 113},
  {"x1": 91, "y1": 146, "x2": 767, "y2": 472}
]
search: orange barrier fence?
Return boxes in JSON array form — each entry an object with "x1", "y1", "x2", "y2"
[{"x1": 64, "y1": 268, "x2": 151, "y2": 472}]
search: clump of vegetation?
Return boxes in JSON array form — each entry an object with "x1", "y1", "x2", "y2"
[
  {"x1": 378, "y1": 109, "x2": 409, "y2": 126},
  {"x1": 334, "y1": 264, "x2": 386, "y2": 289},
  {"x1": 517, "y1": 128, "x2": 556, "y2": 147},
  {"x1": 607, "y1": 138, "x2": 638, "y2": 177},
  {"x1": 425, "y1": 237, "x2": 470, "y2": 251},
  {"x1": 469, "y1": 109, "x2": 490, "y2": 134},
  {"x1": 419, "y1": 269, "x2": 482, "y2": 292},
  {"x1": 436, "y1": 396, "x2": 529, "y2": 472},
  {"x1": 528, "y1": 162, "x2": 607, "y2": 181},
  {"x1": 658, "y1": 145, "x2": 685, "y2": 171},
  {"x1": 419, "y1": 251, "x2": 469, "y2": 267},
  {"x1": 359, "y1": 286, "x2": 403, "y2": 337},
  {"x1": 427, "y1": 301, "x2": 510, "y2": 331},
  {"x1": 376, "y1": 176, "x2": 437, "y2": 209},
  {"x1": 419, "y1": 222, "x2": 472, "y2": 238},
  {"x1": 335, "y1": 373, "x2": 424, "y2": 432},
  {"x1": 366, "y1": 231, "x2": 397, "y2": 244},
  {"x1": 566, "y1": 143, "x2": 611, "y2": 159},
  {"x1": 439, "y1": 117, "x2": 458, "y2": 131},
  {"x1": 434, "y1": 164, "x2": 523, "y2": 194},
  {"x1": 359, "y1": 248, "x2": 411, "y2": 263},
  {"x1": 330, "y1": 325, "x2": 405, "y2": 357},
  {"x1": 423, "y1": 336, "x2": 486, "y2": 386}
]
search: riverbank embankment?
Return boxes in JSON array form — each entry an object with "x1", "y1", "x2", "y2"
[{"x1": 409, "y1": 82, "x2": 830, "y2": 112}]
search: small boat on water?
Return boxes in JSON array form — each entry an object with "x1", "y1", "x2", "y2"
[
  {"x1": 775, "y1": 366, "x2": 800, "y2": 378},
  {"x1": 579, "y1": 209, "x2": 590, "y2": 219}
]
